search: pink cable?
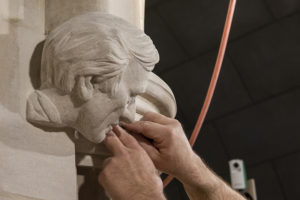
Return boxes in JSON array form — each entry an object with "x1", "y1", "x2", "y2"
[{"x1": 163, "y1": 0, "x2": 237, "y2": 187}]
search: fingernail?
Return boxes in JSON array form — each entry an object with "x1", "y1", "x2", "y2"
[
  {"x1": 106, "y1": 131, "x2": 115, "y2": 137},
  {"x1": 119, "y1": 123, "x2": 129, "y2": 130},
  {"x1": 117, "y1": 125, "x2": 124, "y2": 136},
  {"x1": 112, "y1": 125, "x2": 118, "y2": 131},
  {"x1": 116, "y1": 125, "x2": 122, "y2": 129},
  {"x1": 119, "y1": 121, "x2": 127, "y2": 126},
  {"x1": 111, "y1": 123, "x2": 118, "y2": 127}
]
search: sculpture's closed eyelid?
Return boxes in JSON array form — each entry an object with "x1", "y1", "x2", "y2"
[
  {"x1": 130, "y1": 92, "x2": 138, "y2": 97},
  {"x1": 127, "y1": 97, "x2": 136, "y2": 105},
  {"x1": 91, "y1": 76, "x2": 103, "y2": 84},
  {"x1": 91, "y1": 76, "x2": 108, "y2": 90},
  {"x1": 91, "y1": 79, "x2": 107, "y2": 93}
]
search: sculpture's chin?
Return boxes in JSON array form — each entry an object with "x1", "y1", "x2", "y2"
[
  {"x1": 79, "y1": 125, "x2": 110, "y2": 144},
  {"x1": 75, "y1": 105, "x2": 126, "y2": 143}
]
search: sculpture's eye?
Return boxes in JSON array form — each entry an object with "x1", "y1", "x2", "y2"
[{"x1": 91, "y1": 76, "x2": 117, "y2": 95}]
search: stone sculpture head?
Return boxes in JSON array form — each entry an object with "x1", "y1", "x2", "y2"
[{"x1": 27, "y1": 12, "x2": 159, "y2": 143}]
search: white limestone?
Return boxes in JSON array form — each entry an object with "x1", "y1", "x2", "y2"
[
  {"x1": 26, "y1": 12, "x2": 166, "y2": 144},
  {"x1": 0, "y1": 1, "x2": 177, "y2": 200}
]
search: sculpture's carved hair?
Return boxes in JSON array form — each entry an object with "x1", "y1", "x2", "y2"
[{"x1": 41, "y1": 12, "x2": 159, "y2": 96}]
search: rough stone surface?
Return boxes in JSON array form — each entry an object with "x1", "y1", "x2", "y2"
[{"x1": 0, "y1": 1, "x2": 77, "y2": 199}]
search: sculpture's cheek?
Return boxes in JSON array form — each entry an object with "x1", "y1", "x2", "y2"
[
  {"x1": 123, "y1": 61, "x2": 151, "y2": 94},
  {"x1": 75, "y1": 89, "x2": 129, "y2": 143}
]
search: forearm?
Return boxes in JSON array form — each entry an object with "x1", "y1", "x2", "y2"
[
  {"x1": 183, "y1": 178, "x2": 245, "y2": 200},
  {"x1": 122, "y1": 113, "x2": 245, "y2": 200},
  {"x1": 177, "y1": 154, "x2": 245, "y2": 200},
  {"x1": 131, "y1": 176, "x2": 166, "y2": 200},
  {"x1": 131, "y1": 192, "x2": 166, "y2": 200}
]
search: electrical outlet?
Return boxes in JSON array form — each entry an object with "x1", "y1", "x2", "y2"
[{"x1": 229, "y1": 159, "x2": 247, "y2": 190}]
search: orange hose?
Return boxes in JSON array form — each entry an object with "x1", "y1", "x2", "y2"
[{"x1": 163, "y1": 0, "x2": 237, "y2": 187}]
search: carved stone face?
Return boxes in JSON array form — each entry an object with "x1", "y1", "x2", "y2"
[
  {"x1": 74, "y1": 60, "x2": 150, "y2": 143},
  {"x1": 26, "y1": 12, "x2": 159, "y2": 144}
]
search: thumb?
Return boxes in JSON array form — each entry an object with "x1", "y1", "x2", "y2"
[{"x1": 131, "y1": 132, "x2": 160, "y2": 161}]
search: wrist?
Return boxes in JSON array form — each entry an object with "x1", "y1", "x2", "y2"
[
  {"x1": 132, "y1": 178, "x2": 165, "y2": 200},
  {"x1": 130, "y1": 189, "x2": 165, "y2": 200},
  {"x1": 176, "y1": 154, "x2": 221, "y2": 193},
  {"x1": 174, "y1": 152, "x2": 202, "y2": 183}
]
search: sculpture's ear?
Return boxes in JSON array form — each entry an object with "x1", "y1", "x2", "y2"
[{"x1": 76, "y1": 76, "x2": 94, "y2": 101}]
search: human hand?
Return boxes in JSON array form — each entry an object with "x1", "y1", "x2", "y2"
[
  {"x1": 121, "y1": 112, "x2": 200, "y2": 182},
  {"x1": 98, "y1": 125, "x2": 165, "y2": 200},
  {"x1": 122, "y1": 112, "x2": 246, "y2": 200}
]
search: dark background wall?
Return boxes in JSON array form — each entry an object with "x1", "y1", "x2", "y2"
[{"x1": 144, "y1": 0, "x2": 300, "y2": 199}]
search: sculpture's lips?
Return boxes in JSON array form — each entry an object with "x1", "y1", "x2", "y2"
[
  {"x1": 89, "y1": 125, "x2": 112, "y2": 144},
  {"x1": 86, "y1": 108, "x2": 124, "y2": 143}
]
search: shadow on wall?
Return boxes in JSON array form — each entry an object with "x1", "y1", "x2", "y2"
[
  {"x1": 27, "y1": 40, "x2": 78, "y2": 149},
  {"x1": 78, "y1": 167, "x2": 110, "y2": 200},
  {"x1": 29, "y1": 40, "x2": 44, "y2": 89}
]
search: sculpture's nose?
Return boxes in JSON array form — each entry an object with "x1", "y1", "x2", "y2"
[{"x1": 119, "y1": 97, "x2": 136, "y2": 123}]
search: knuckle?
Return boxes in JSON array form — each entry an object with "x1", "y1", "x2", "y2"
[
  {"x1": 140, "y1": 121, "x2": 151, "y2": 131},
  {"x1": 143, "y1": 112, "x2": 153, "y2": 119},
  {"x1": 102, "y1": 157, "x2": 111, "y2": 166},
  {"x1": 107, "y1": 157, "x2": 118, "y2": 166},
  {"x1": 125, "y1": 133, "x2": 137, "y2": 143},
  {"x1": 151, "y1": 154, "x2": 159, "y2": 163},
  {"x1": 127, "y1": 149, "x2": 137, "y2": 158},
  {"x1": 98, "y1": 169, "x2": 107, "y2": 183},
  {"x1": 124, "y1": 138, "x2": 135, "y2": 147},
  {"x1": 165, "y1": 127, "x2": 175, "y2": 136},
  {"x1": 117, "y1": 148, "x2": 127, "y2": 155},
  {"x1": 137, "y1": 146, "x2": 146, "y2": 154},
  {"x1": 122, "y1": 150, "x2": 130, "y2": 158},
  {"x1": 172, "y1": 119, "x2": 182, "y2": 128},
  {"x1": 105, "y1": 134, "x2": 116, "y2": 143}
]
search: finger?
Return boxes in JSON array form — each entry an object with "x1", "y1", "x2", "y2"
[
  {"x1": 101, "y1": 157, "x2": 112, "y2": 169},
  {"x1": 98, "y1": 168, "x2": 108, "y2": 187},
  {"x1": 103, "y1": 131, "x2": 125, "y2": 155},
  {"x1": 99, "y1": 158, "x2": 113, "y2": 187},
  {"x1": 141, "y1": 112, "x2": 174, "y2": 125},
  {"x1": 131, "y1": 132, "x2": 160, "y2": 160},
  {"x1": 112, "y1": 125, "x2": 139, "y2": 149},
  {"x1": 121, "y1": 121, "x2": 166, "y2": 142}
]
